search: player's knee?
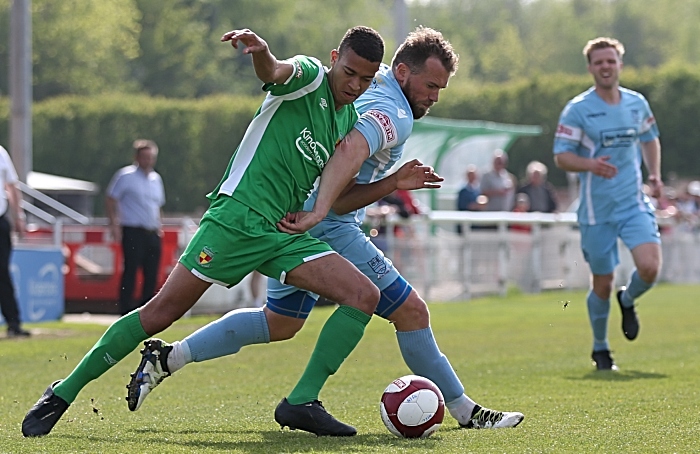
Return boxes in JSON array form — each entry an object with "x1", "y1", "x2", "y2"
[
  {"x1": 592, "y1": 275, "x2": 614, "y2": 299},
  {"x1": 390, "y1": 293, "x2": 429, "y2": 331},
  {"x1": 637, "y1": 261, "x2": 660, "y2": 283},
  {"x1": 409, "y1": 298, "x2": 430, "y2": 325},
  {"x1": 346, "y1": 284, "x2": 380, "y2": 315}
]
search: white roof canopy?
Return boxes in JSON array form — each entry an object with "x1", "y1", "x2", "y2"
[{"x1": 27, "y1": 171, "x2": 99, "y2": 194}]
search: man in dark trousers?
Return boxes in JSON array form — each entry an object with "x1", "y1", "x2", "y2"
[
  {"x1": 106, "y1": 139, "x2": 165, "y2": 315},
  {"x1": 0, "y1": 145, "x2": 30, "y2": 337}
]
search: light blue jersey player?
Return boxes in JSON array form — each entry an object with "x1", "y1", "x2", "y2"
[
  {"x1": 554, "y1": 86, "x2": 659, "y2": 225},
  {"x1": 554, "y1": 37, "x2": 663, "y2": 371},
  {"x1": 266, "y1": 62, "x2": 414, "y2": 315},
  {"x1": 269, "y1": 32, "x2": 521, "y2": 430},
  {"x1": 128, "y1": 28, "x2": 524, "y2": 433}
]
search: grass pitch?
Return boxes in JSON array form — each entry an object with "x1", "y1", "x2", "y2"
[{"x1": 1, "y1": 284, "x2": 699, "y2": 453}]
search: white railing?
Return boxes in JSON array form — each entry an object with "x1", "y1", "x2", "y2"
[
  {"x1": 18, "y1": 181, "x2": 90, "y2": 225},
  {"x1": 381, "y1": 211, "x2": 683, "y2": 301}
]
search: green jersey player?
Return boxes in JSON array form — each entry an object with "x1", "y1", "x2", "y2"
[{"x1": 22, "y1": 26, "x2": 384, "y2": 438}]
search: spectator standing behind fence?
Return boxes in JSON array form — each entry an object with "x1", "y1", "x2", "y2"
[
  {"x1": 0, "y1": 145, "x2": 30, "y2": 337},
  {"x1": 456, "y1": 165, "x2": 483, "y2": 234},
  {"x1": 553, "y1": 37, "x2": 663, "y2": 371},
  {"x1": 457, "y1": 165, "x2": 482, "y2": 211},
  {"x1": 480, "y1": 150, "x2": 516, "y2": 211},
  {"x1": 106, "y1": 140, "x2": 165, "y2": 315},
  {"x1": 517, "y1": 161, "x2": 558, "y2": 213}
]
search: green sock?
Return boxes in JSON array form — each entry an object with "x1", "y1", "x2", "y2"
[
  {"x1": 53, "y1": 311, "x2": 148, "y2": 404},
  {"x1": 286, "y1": 305, "x2": 371, "y2": 405}
]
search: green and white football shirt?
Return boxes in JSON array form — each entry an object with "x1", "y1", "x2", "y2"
[{"x1": 209, "y1": 55, "x2": 359, "y2": 225}]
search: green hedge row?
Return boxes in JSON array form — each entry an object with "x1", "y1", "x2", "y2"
[
  {"x1": 0, "y1": 94, "x2": 262, "y2": 214},
  {"x1": 1, "y1": 67, "x2": 699, "y2": 214}
]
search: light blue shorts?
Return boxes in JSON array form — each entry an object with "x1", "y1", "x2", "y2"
[
  {"x1": 580, "y1": 210, "x2": 660, "y2": 275},
  {"x1": 267, "y1": 219, "x2": 410, "y2": 318}
]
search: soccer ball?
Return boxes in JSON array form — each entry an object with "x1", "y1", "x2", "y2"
[{"x1": 379, "y1": 374, "x2": 444, "y2": 438}]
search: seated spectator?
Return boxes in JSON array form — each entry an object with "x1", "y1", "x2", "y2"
[
  {"x1": 517, "y1": 160, "x2": 558, "y2": 213},
  {"x1": 510, "y1": 193, "x2": 532, "y2": 233}
]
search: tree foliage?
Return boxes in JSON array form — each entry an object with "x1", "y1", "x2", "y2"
[
  {"x1": 0, "y1": 0, "x2": 141, "y2": 99},
  {"x1": 3, "y1": 0, "x2": 700, "y2": 99},
  {"x1": 3, "y1": 0, "x2": 700, "y2": 208}
]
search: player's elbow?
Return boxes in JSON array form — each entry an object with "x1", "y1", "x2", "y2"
[
  {"x1": 553, "y1": 155, "x2": 565, "y2": 170},
  {"x1": 331, "y1": 201, "x2": 352, "y2": 216}
]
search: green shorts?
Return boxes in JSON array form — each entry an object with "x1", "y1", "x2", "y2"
[{"x1": 180, "y1": 196, "x2": 334, "y2": 287}]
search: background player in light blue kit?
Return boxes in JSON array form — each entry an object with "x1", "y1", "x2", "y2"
[
  {"x1": 553, "y1": 37, "x2": 663, "y2": 371},
  {"x1": 131, "y1": 27, "x2": 524, "y2": 435}
]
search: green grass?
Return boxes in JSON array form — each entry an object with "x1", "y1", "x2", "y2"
[{"x1": 1, "y1": 284, "x2": 699, "y2": 453}]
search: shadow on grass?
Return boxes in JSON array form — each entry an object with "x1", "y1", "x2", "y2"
[
  {"x1": 566, "y1": 370, "x2": 667, "y2": 382},
  {"x1": 56, "y1": 429, "x2": 438, "y2": 452}
]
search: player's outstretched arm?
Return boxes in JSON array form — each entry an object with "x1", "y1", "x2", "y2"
[
  {"x1": 554, "y1": 151, "x2": 618, "y2": 179},
  {"x1": 332, "y1": 158, "x2": 443, "y2": 215},
  {"x1": 221, "y1": 28, "x2": 293, "y2": 84},
  {"x1": 277, "y1": 129, "x2": 370, "y2": 234}
]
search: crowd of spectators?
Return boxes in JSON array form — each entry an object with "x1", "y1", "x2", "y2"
[
  {"x1": 361, "y1": 149, "x2": 700, "y2": 238},
  {"x1": 454, "y1": 150, "x2": 558, "y2": 233},
  {"x1": 456, "y1": 151, "x2": 558, "y2": 216},
  {"x1": 453, "y1": 149, "x2": 700, "y2": 235}
]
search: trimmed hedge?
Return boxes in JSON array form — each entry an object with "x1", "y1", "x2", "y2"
[
  {"x1": 1, "y1": 94, "x2": 262, "y2": 214},
  {"x1": 1, "y1": 67, "x2": 699, "y2": 214}
]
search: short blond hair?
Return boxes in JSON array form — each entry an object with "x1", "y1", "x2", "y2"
[
  {"x1": 133, "y1": 139, "x2": 158, "y2": 156},
  {"x1": 583, "y1": 37, "x2": 625, "y2": 63}
]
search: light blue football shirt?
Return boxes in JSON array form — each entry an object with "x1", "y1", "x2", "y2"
[
  {"x1": 553, "y1": 86, "x2": 659, "y2": 225},
  {"x1": 303, "y1": 63, "x2": 414, "y2": 224}
]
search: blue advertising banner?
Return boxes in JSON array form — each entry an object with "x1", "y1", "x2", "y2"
[{"x1": 0, "y1": 246, "x2": 64, "y2": 325}]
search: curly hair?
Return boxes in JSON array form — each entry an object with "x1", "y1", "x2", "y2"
[
  {"x1": 392, "y1": 26, "x2": 459, "y2": 75},
  {"x1": 338, "y1": 26, "x2": 385, "y2": 64}
]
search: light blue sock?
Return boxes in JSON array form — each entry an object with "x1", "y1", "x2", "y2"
[
  {"x1": 587, "y1": 290, "x2": 610, "y2": 352},
  {"x1": 396, "y1": 328, "x2": 465, "y2": 402},
  {"x1": 183, "y1": 308, "x2": 270, "y2": 362},
  {"x1": 621, "y1": 270, "x2": 653, "y2": 307}
]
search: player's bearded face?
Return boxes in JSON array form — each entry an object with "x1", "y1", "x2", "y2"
[
  {"x1": 403, "y1": 78, "x2": 429, "y2": 119},
  {"x1": 329, "y1": 48, "x2": 380, "y2": 109},
  {"x1": 401, "y1": 57, "x2": 450, "y2": 119}
]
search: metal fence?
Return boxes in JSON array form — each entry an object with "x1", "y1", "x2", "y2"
[{"x1": 381, "y1": 211, "x2": 691, "y2": 302}]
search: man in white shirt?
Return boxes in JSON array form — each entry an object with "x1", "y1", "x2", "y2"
[
  {"x1": 0, "y1": 145, "x2": 29, "y2": 337},
  {"x1": 106, "y1": 139, "x2": 165, "y2": 315}
]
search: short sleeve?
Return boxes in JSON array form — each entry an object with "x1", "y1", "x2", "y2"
[
  {"x1": 0, "y1": 146, "x2": 18, "y2": 185},
  {"x1": 553, "y1": 102, "x2": 584, "y2": 155},
  {"x1": 638, "y1": 97, "x2": 659, "y2": 143},
  {"x1": 263, "y1": 55, "x2": 323, "y2": 96},
  {"x1": 106, "y1": 170, "x2": 125, "y2": 199}
]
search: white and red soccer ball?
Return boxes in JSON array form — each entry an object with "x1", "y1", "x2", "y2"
[{"x1": 380, "y1": 374, "x2": 445, "y2": 438}]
